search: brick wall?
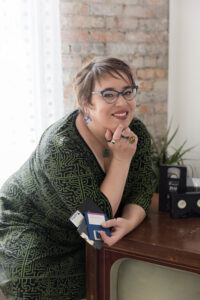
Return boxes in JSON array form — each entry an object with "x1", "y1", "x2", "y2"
[{"x1": 60, "y1": 0, "x2": 169, "y2": 138}]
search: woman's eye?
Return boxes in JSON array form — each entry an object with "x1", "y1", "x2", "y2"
[
  {"x1": 123, "y1": 89, "x2": 132, "y2": 96},
  {"x1": 103, "y1": 92, "x2": 115, "y2": 98}
]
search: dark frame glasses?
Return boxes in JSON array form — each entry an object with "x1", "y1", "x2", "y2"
[{"x1": 91, "y1": 86, "x2": 138, "y2": 104}]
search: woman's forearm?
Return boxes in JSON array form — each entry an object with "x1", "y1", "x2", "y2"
[
  {"x1": 100, "y1": 158, "x2": 131, "y2": 217},
  {"x1": 121, "y1": 203, "x2": 146, "y2": 233}
]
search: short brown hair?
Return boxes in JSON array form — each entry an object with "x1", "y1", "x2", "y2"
[{"x1": 72, "y1": 57, "x2": 135, "y2": 113}]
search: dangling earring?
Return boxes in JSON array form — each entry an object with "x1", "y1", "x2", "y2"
[{"x1": 83, "y1": 115, "x2": 92, "y2": 125}]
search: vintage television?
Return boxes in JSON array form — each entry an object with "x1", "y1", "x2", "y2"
[{"x1": 86, "y1": 195, "x2": 200, "y2": 300}]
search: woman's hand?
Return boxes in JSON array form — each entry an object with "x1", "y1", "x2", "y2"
[
  {"x1": 99, "y1": 217, "x2": 133, "y2": 247},
  {"x1": 101, "y1": 125, "x2": 138, "y2": 216},
  {"x1": 105, "y1": 124, "x2": 138, "y2": 163},
  {"x1": 99, "y1": 204, "x2": 146, "y2": 247}
]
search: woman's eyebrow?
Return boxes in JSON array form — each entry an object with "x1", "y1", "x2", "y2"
[{"x1": 102, "y1": 85, "x2": 132, "y2": 91}]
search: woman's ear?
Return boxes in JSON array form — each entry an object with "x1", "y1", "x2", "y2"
[
  {"x1": 83, "y1": 99, "x2": 92, "y2": 115},
  {"x1": 83, "y1": 102, "x2": 89, "y2": 115}
]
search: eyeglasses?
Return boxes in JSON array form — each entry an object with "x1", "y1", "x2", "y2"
[{"x1": 91, "y1": 86, "x2": 138, "y2": 104}]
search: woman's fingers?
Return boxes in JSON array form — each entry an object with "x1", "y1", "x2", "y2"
[
  {"x1": 101, "y1": 218, "x2": 118, "y2": 228},
  {"x1": 121, "y1": 127, "x2": 131, "y2": 138},
  {"x1": 99, "y1": 218, "x2": 125, "y2": 247},
  {"x1": 112, "y1": 124, "x2": 124, "y2": 142},
  {"x1": 105, "y1": 125, "x2": 135, "y2": 144},
  {"x1": 104, "y1": 125, "x2": 138, "y2": 162},
  {"x1": 99, "y1": 230, "x2": 117, "y2": 247},
  {"x1": 109, "y1": 125, "x2": 138, "y2": 146},
  {"x1": 105, "y1": 128, "x2": 112, "y2": 142}
]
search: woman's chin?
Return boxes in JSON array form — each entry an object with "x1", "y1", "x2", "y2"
[{"x1": 110, "y1": 120, "x2": 131, "y2": 132}]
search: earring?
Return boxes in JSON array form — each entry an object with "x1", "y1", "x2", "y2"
[{"x1": 83, "y1": 115, "x2": 92, "y2": 125}]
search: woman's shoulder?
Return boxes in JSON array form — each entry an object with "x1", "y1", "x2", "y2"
[
  {"x1": 33, "y1": 111, "x2": 87, "y2": 168},
  {"x1": 38, "y1": 110, "x2": 79, "y2": 153},
  {"x1": 42, "y1": 110, "x2": 78, "y2": 139}
]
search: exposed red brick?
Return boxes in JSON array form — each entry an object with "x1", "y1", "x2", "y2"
[
  {"x1": 89, "y1": 3, "x2": 122, "y2": 16},
  {"x1": 72, "y1": 16, "x2": 104, "y2": 28},
  {"x1": 89, "y1": 31, "x2": 124, "y2": 42},
  {"x1": 62, "y1": 56, "x2": 82, "y2": 68},
  {"x1": 137, "y1": 68, "x2": 166, "y2": 79},
  {"x1": 154, "y1": 80, "x2": 168, "y2": 92},
  {"x1": 137, "y1": 69, "x2": 155, "y2": 79},
  {"x1": 123, "y1": 6, "x2": 155, "y2": 18},
  {"x1": 145, "y1": 0, "x2": 167, "y2": 5},
  {"x1": 139, "y1": 81, "x2": 153, "y2": 91},
  {"x1": 62, "y1": 30, "x2": 89, "y2": 42},
  {"x1": 106, "y1": 17, "x2": 138, "y2": 30},
  {"x1": 82, "y1": 55, "x2": 97, "y2": 64},
  {"x1": 156, "y1": 31, "x2": 168, "y2": 43},
  {"x1": 154, "y1": 68, "x2": 167, "y2": 78},
  {"x1": 64, "y1": 83, "x2": 73, "y2": 97},
  {"x1": 138, "y1": 104, "x2": 152, "y2": 115},
  {"x1": 60, "y1": 2, "x2": 89, "y2": 15},
  {"x1": 126, "y1": 32, "x2": 154, "y2": 43},
  {"x1": 144, "y1": 56, "x2": 157, "y2": 67},
  {"x1": 154, "y1": 102, "x2": 167, "y2": 113}
]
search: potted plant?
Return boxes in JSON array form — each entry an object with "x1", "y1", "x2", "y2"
[{"x1": 151, "y1": 122, "x2": 195, "y2": 193}]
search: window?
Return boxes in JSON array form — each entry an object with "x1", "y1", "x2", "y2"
[{"x1": 0, "y1": 0, "x2": 64, "y2": 187}]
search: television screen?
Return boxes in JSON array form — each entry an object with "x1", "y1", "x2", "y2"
[{"x1": 110, "y1": 258, "x2": 200, "y2": 300}]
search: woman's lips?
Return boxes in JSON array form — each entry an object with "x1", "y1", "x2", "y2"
[{"x1": 112, "y1": 111, "x2": 128, "y2": 120}]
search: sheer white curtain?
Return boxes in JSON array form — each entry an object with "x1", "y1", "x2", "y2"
[{"x1": 0, "y1": 0, "x2": 64, "y2": 187}]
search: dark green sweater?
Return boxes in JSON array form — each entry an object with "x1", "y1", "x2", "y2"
[{"x1": 0, "y1": 110, "x2": 153, "y2": 299}]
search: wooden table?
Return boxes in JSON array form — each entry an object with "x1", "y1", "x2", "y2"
[{"x1": 86, "y1": 195, "x2": 200, "y2": 300}]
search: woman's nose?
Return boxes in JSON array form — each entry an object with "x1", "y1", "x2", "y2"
[{"x1": 115, "y1": 94, "x2": 127, "y2": 105}]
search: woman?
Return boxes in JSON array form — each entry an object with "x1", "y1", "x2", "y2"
[{"x1": 0, "y1": 57, "x2": 153, "y2": 299}]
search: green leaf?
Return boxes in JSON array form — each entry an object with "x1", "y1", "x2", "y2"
[{"x1": 150, "y1": 122, "x2": 195, "y2": 193}]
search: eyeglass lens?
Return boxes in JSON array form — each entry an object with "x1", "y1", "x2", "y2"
[{"x1": 102, "y1": 87, "x2": 137, "y2": 103}]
